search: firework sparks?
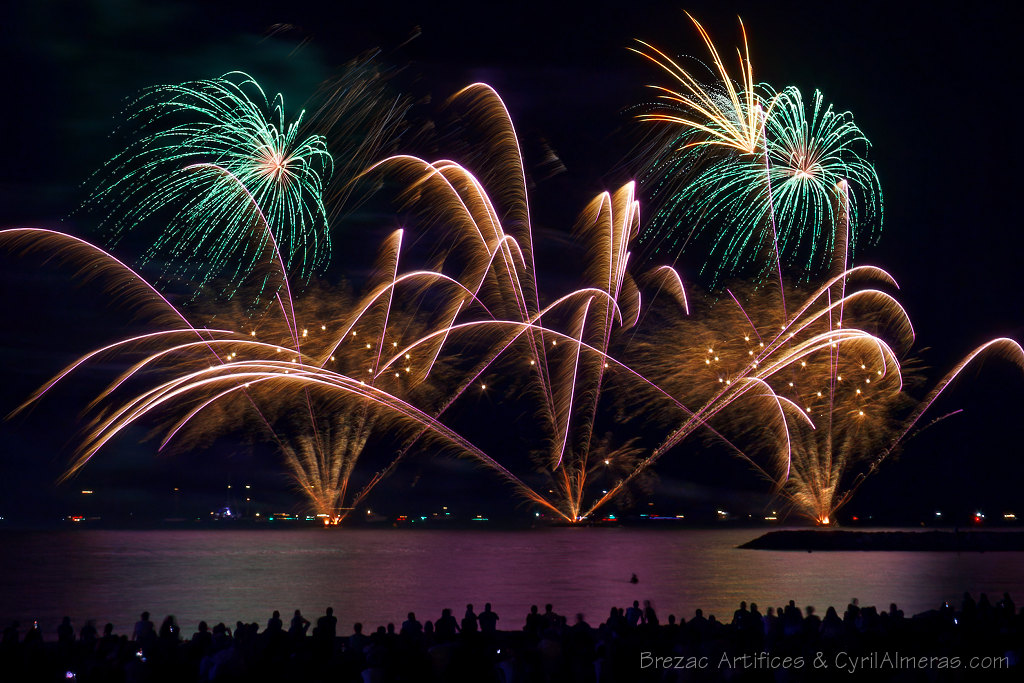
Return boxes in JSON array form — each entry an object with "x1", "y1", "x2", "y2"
[
  {"x1": 631, "y1": 12, "x2": 761, "y2": 155},
  {"x1": 634, "y1": 16, "x2": 882, "y2": 285},
  {"x1": 85, "y1": 72, "x2": 332, "y2": 296},
  {"x1": 4, "y1": 59, "x2": 1019, "y2": 528}
]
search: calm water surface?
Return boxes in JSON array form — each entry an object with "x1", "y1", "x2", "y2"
[{"x1": 1, "y1": 527, "x2": 1022, "y2": 636}]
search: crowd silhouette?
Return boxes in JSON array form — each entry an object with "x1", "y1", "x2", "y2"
[{"x1": 0, "y1": 592, "x2": 1020, "y2": 681}]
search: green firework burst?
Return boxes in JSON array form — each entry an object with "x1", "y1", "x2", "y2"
[
  {"x1": 640, "y1": 86, "x2": 882, "y2": 283},
  {"x1": 88, "y1": 72, "x2": 333, "y2": 296}
]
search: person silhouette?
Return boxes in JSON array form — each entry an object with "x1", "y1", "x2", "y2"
[
  {"x1": 643, "y1": 600, "x2": 659, "y2": 627},
  {"x1": 401, "y1": 612, "x2": 422, "y2": 637},
  {"x1": 191, "y1": 621, "x2": 212, "y2": 654},
  {"x1": 461, "y1": 604, "x2": 478, "y2": 634},
  {"x1": 348, "y1": 622, "x2": 369, "y2": 654},
  {"x1": 57, "y1": 616, "x2": 74, "y2": 650},
  {"x1": 1, "y1": 621, "x2": 18, "y2": 648},
  {"x1": 80, "y1": 619, "x2": 98, "y2": 646},
  {"x1": 316, "y1": 607, "x2": 337, "y2": 642},
  {"x1": 97, "y1": 623, "x2": 118, "y2": 659},
  {"x1": 289, "y1": 609, "x2": 310, "y2": 639},
  {"x1": 435, "y1": 608, "x2": 459, "y2": 642},
  {"x1": 158, "y1": 615, "x2": 179, "y2": 642},
  {"x1": 132, "y1": 612, "x2": 155, "y2": 645},
  {"x1": 23, "y1": 621, "x2": 42, "y2": 646},
  {"x1": 625, "y1": 601, "x2": 642, "y2": 628},
  {"x1": 479, "y1": 603, "x2": 499, "y2": 633},
  {"x1": 525, "y1": 605, "x2": 543, "y2": 635},
  {"x1": 266, "y1": 610, "x2": 283, "y2": 635}
]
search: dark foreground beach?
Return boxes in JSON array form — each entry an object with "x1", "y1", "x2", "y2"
[{"x1": 2, "y1": 592, "x2": 1020, "y2": 682}]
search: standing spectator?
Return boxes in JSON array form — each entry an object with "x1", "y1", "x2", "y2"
[
  {"x1": 289, "y1": 610, "x2": 310, "y2": 640},
  {"x1": 266, "y1": 610, "x2": 283, "y2": 635},
  {"x1": 479, "y1": 604, "x2": 499, "y2": 634},
  {"x1": 461, "y1": 604, "x2": 478, "y2": 634},
  {"x1": 435, "y1": 608, "x2": 459, "y2": 642},
  {"x1": 401, "y1": 613, "x2": 422, "y2": 638}
]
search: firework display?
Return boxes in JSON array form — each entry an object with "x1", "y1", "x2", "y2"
[
  {"x1": 85, "y1": 72, "x2": 332, "y2": 296},
  {"x1": 635, "y1": 16, "x2": 882, "y2": 286},
  {"x1": 3, "y1": 17, "x2": 1021, "y2": 526}
]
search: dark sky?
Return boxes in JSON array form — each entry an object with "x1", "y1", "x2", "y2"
[{"x1": 1, "y1": 0, "x2": 1022, "y2": 523}]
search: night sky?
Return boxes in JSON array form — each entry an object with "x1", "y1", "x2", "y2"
[{"x1": 1, "y1": 0, "x2": 1022, "y2": 524}]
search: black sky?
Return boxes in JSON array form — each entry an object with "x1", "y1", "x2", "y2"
[{"x1": 1, "y1": 0, "x2": 1022, "y2": 523}]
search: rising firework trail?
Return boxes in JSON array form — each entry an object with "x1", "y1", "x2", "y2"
[{"x1": 365, "y1": 85, "x2": 804, "y2": 521}]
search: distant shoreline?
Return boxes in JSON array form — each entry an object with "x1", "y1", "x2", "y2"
[
  {"x1": 1, "y1": 519, "x2": 1022, "y2": 534},
  {"x1": 740, "y1": 530, "x2": 1024, "y2": 551}
]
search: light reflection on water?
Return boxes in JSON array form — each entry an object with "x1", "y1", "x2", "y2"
[{"x1": 1, "y1": 528, "x2": 1022, "y2": 635}]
